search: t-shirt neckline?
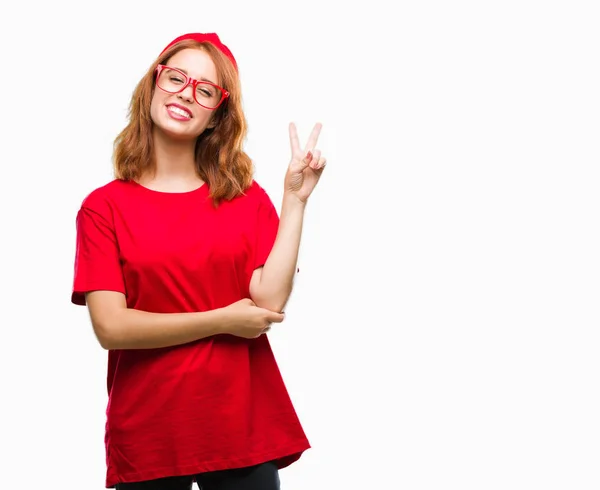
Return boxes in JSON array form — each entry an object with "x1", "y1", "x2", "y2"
[{"x1": 129, "y1": 180, "x2": 208, "y2": 196}]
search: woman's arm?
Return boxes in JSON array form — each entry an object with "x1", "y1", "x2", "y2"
[
  {"x1": 86, "y1": 291, "x2": 284, "y2": 350},
  {"x1": 249, "y1": 122, "x2": 327, "y2": 313},
  {"x1": 249, "y1": 193, "x2": 306, "y2": 313}
]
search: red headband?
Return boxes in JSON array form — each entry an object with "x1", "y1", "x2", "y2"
[{"x1": 160, "y1": 33, "x2": 238, "y2": 72}]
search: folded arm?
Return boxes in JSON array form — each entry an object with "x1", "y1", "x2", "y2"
[{"x1": 249, "y1": 194, "x2": 306, "y2": 313}]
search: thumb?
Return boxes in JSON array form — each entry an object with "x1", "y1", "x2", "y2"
[
  {"x1": 303, "y1": 151, "x2": 315, "y2": 168},
  {"x1": 267, "y1": 310, "x2": 286, "y2": 323},
  {"x1": 293, "y1": 150, "x2": 314, "y2": 172}
]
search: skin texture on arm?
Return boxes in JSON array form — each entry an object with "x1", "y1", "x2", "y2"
[{"x1": 86, "y1": 291, "x2": 284, "y2": 350}]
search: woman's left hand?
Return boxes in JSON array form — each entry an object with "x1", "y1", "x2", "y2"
[{"x1": 284, "y1": 122, "x2": 327, "y2": 203}]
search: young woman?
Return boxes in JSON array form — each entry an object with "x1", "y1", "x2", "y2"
[{"x1": 71, "y1": 32, "x2": 326, "y2": 489}]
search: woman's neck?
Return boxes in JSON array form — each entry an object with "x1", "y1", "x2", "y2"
[{"x1": 141, "y1": 129, "x2": 204, "y2": 192}]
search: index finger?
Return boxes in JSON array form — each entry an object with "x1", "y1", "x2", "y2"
[
  {"x1": 304, "y1": 122, "x2": 323, "y2": 152},
  {"x1": 289, "y1": 122, "x2": 301, "y2": 154}
]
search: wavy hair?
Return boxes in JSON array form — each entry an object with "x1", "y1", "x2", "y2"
[{"x1": 112, "y1": 39, "x2": 254, "y2": 205}]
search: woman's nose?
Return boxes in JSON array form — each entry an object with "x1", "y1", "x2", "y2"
[{"x1": 177, "y1": 81, "x2": 195, "y2": 103}]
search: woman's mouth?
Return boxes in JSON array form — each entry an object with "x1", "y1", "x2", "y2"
[{"x1": 166, "y1": 104, "x2": 193, "y2": 121}]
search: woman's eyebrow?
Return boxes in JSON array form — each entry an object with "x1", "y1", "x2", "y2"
[{"x1": 170, "y1": 66, "x2": 217, "y2": 85}]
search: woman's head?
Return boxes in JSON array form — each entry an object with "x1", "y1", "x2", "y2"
[
  {"x1": 113, "y1": 33, "x2": 253, "y2": 203},
  {"x1": 149, "y1": 36, "x2": 241, "y2": 142},
  {"x1": 150, "y1": 47, "x2": 226, "y2": 141}
]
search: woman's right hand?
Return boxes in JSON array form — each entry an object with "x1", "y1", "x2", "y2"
[{"x1": 220, "y1": 298, "x2": 285, "y2": 339}]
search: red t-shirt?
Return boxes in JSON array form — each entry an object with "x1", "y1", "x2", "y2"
[{"x1": 71, "y1": 179, "x2": 310, "y2": 488}]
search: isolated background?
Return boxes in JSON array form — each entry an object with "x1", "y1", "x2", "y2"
[{"x1": 1, "y1": 1, "x2": 599, "y2": 488}]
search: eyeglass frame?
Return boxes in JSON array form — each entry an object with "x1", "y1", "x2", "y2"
[{"x1": 154, "y1": 64, "x2": 230, "y2": 110}]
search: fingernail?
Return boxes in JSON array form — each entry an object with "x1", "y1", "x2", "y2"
[{"x1": 306, "y1": 151, "x2": 313, "y2": 161}]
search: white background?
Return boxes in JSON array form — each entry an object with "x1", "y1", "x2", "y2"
[{"x1": 1, "y1": 1, "x2": 599, "y2": 488}]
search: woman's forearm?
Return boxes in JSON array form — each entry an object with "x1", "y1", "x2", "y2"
[
  {"x1": 102, "y1": 309, "x2": 226, "y2": 350},
  {"x1": 87, "y1": 291, "x2": 282, "y2": 350},
  {"x1": 86, "y1": 290, "x2": 231, "y2": 350},
  {"x1": 251, "y1": 193, "x2": 306, "y2": 312}
]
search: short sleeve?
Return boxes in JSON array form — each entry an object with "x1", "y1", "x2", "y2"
[
  {"x1": 71, "y1": 205, "x2": 126, "y2": 306},
  {"x1": 253, "y1": 187, "x2": 280, "y2": 270}
]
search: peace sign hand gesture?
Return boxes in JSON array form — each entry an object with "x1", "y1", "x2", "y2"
[{"x1": 284, "y1": 122, "x2": 327, "y2": 203}]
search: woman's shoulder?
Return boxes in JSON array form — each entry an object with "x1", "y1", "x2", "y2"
[
  {"x1": 79, "y1": 179, "x2": 134, "y2": 210},
  {"x1": 243, "y1": 179, "x2": 273, "y2": 202}
]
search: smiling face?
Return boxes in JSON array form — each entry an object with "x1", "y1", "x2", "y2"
[{"x1": 150, "y1": 48, "x2": 221, "y2": 141}]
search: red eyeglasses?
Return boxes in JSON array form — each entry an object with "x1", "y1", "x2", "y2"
[{"x1": 155, "y1": 64, "x2": 230, "y2": 110}]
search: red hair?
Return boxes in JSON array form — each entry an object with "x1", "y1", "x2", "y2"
[{"x1": 112, "y1": 39, "x2": 254, "y2": 205}]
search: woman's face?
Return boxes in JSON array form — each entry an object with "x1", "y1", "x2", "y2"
[{"x1": 150, "y1": 48, "x2": 221, "y2": 141}]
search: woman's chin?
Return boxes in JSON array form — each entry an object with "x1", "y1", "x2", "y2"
[{"x1": 156, "y1": 122, "x2": 201, "y2": 142}]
